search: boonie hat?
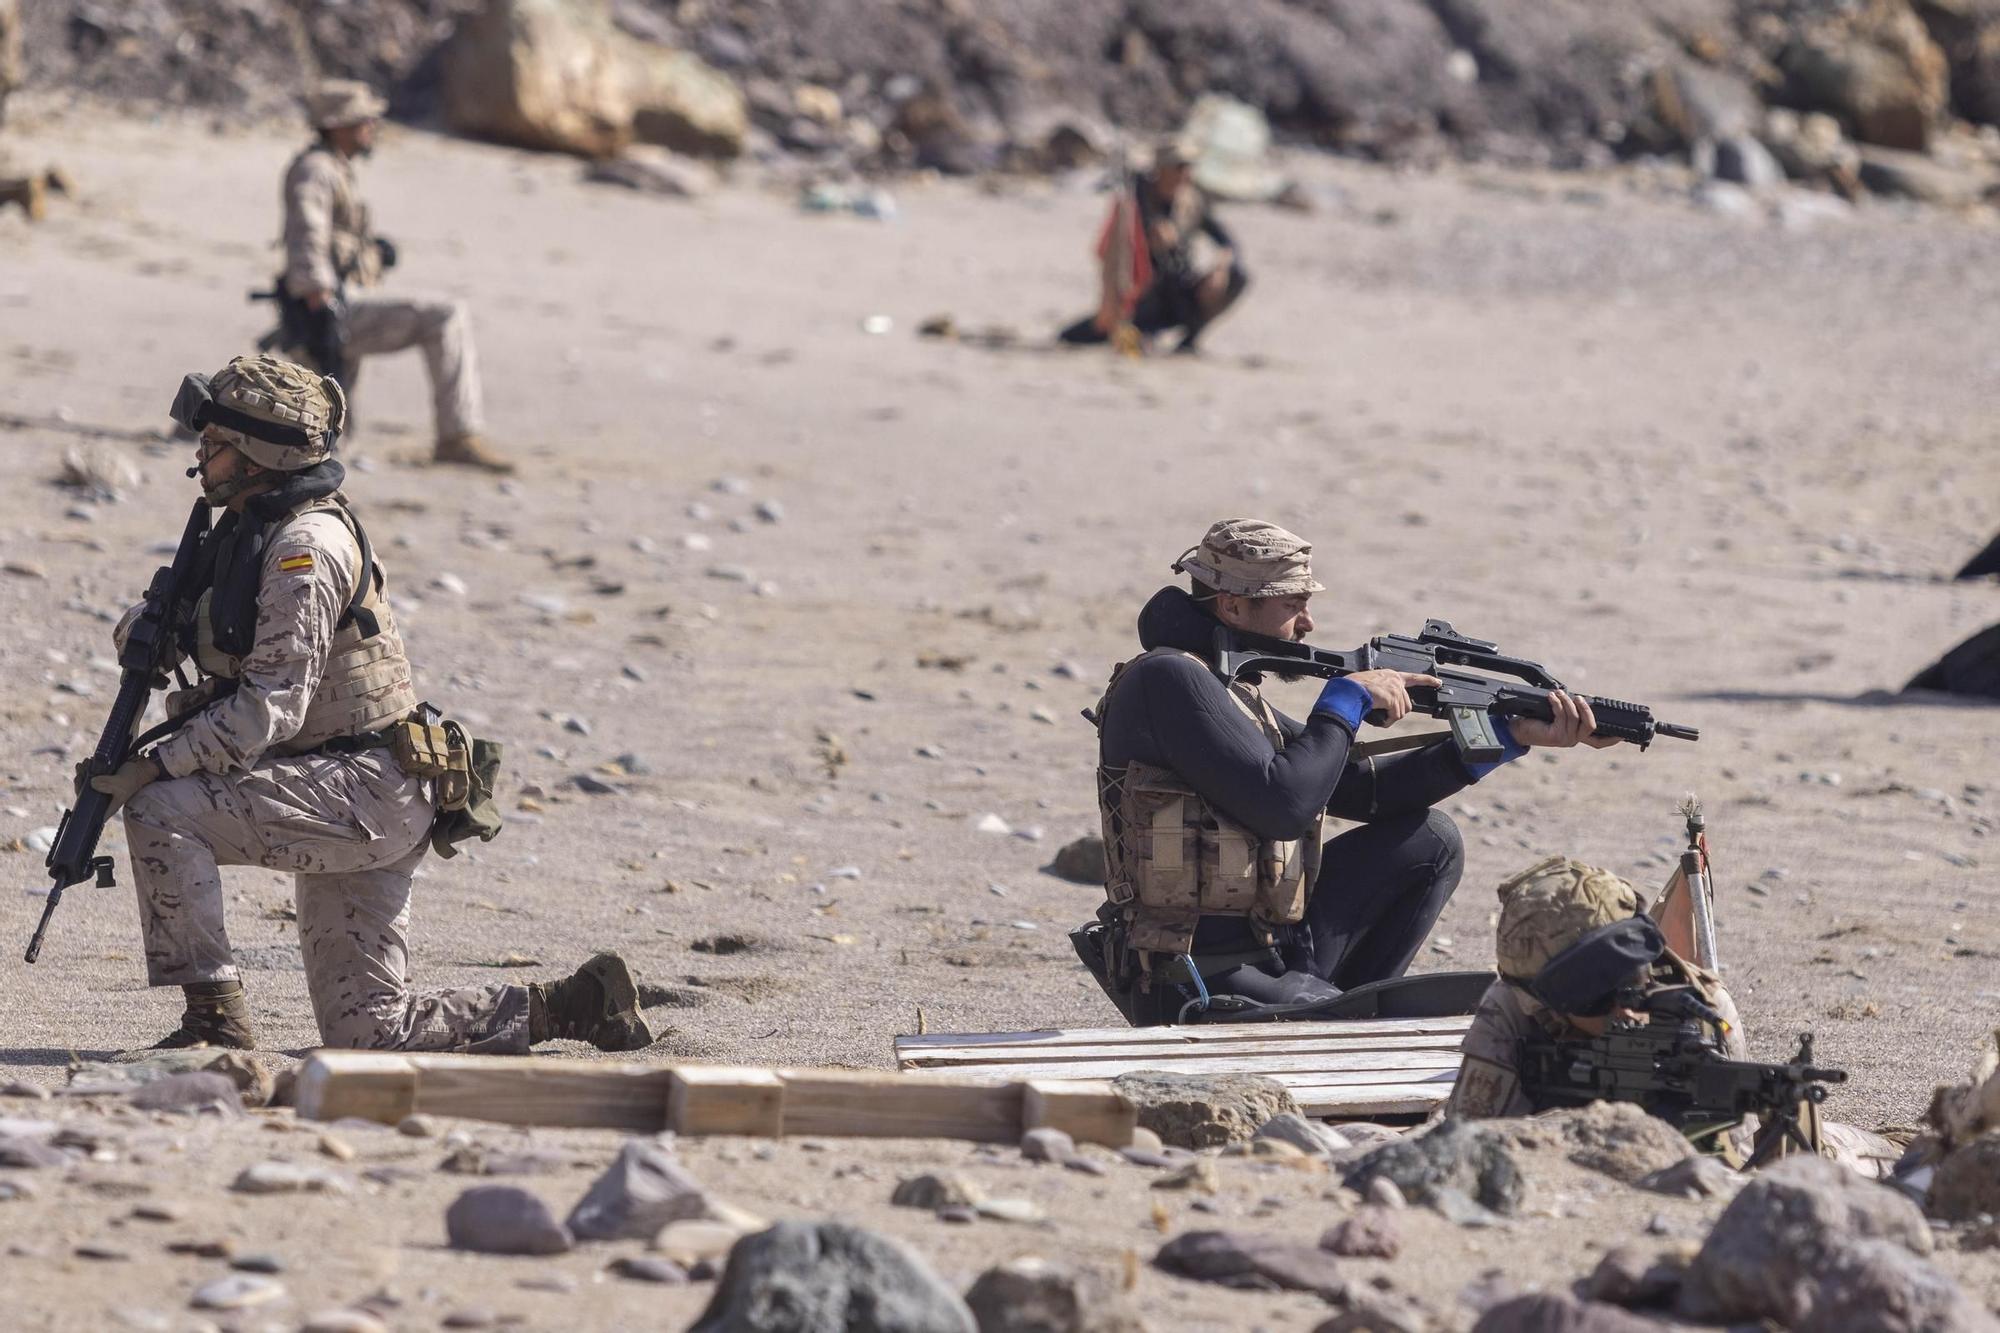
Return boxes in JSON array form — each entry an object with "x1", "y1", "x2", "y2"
[{"x1": 1173, "y1": 518, "x2": 1325, "y2": 598}]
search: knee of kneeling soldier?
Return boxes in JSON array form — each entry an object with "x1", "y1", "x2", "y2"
[{"x1": 1422, "y1": 807, "x2": 1465, "y2": 861}]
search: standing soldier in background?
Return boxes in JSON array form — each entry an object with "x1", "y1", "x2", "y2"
[
  {"x1": 87, "y1": 353, "x2": 647, "y2": 1053},
  {"x1": 278, "y1": 79, "x2": 513, "y2": 473}
]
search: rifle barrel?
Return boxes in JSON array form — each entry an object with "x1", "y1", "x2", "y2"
[{"x1": 1655, "y1": 722, "x2": 1701, "y2": 741}]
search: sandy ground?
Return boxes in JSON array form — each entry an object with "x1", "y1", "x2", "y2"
[{"x1": 0, "y1": 102, "x2": 1997, "y2": 1329}]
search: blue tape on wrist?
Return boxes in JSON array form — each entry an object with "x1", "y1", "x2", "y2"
[
  {"x1": 1464, "y1": 714, "x2": 1529, "y2": 778},
  {"x1": 1312, "y1": 677, "x2": 1371, "y2": 730}
]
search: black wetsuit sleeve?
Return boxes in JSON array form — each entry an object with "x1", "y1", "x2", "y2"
[
  {"x1": 1326, "y1": 740, "x2": 1479, "y2": 821},
  {"x1": 1269, "y1": 704, "x2": 1479, "y2": 820},
  {"x1": 1201, "y1": 210, "x2": 1234, "y2": 249},
  {"x1": 1108, "y1": 656, "x2": 1356, "y2": 843}
]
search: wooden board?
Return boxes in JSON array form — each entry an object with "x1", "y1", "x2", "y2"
[
  {"x1": 894, "y1": 1016, "x2": 1474, "y2": 1119},
  {"x1": 294, "y1": 1053, "x2": 1135, "y2": 1147}
]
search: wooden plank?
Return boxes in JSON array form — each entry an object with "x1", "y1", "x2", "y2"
[
  {"x1": 1022, "y1": 1080, "x2": 1136, "y2": 1147},
  {"x1": 778, "y1": 1068, "x2": 1022, "y2": 1143},
  {"x1": 295, "y1": 1051, "x2": 418, "y2": 1124},
  {"x1": 896, "y1": 1015, "x2": 1472, "y2": 1059},
  {"x1": 901, "y1": 1033, "x2": 1468, "y2": 1068},
  {"x1": 920, "y1": 1056, "x2": 1456, "y2": 1088},
  {"x1": 1288, "y1": 1088, "x2": 1443, "y2": 1116},
  {"x1": 669, "y1": 1067, "x2": 786, "y2": 1137},
  {"x1": 409, "y1": 1055, "x2": 672, "y2": 1132}
]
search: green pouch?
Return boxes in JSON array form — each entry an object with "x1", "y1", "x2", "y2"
[{"x1": 430, "y1": 729, "x2": 503, "y2": 859}]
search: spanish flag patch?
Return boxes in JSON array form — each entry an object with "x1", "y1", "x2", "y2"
[{"x1": 278, "y1": 553, "x2": 315, "y2": 574}]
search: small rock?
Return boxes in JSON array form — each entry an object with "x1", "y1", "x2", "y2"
[
  {"x1": 445, "y1": 1185, "x2": 574, "y2": 1256},
  {"x1": 1113, "y1": 1072, "x2": 1299, "y2": 1149},
  {"x1": 1153, "y1": 1229, "x2": 1345, "y2": 1299},
  {"x1": 963, "y1": 1255, "x2": 1148, "y2": 1333},
  {"x1": 1637, "y1": 1155, "x2": 1741, "y2": 1201},
  {"x1": 891, "y1": 1171, "x2": 986, "y2": 1211},
  {"x1": 230, "y1": 1162, "x2": 350, "y2": 1195},
  {"x1": 1344, "y1": 1119, "x2": 1523, "y2": 1216},
  {"x1": 1255, "y1": 1113, "x2": 1352, "y2": 1158},
  {"x1": 611, "y1": 1254, "x2": 689, "y2": 1284},
  {"x1": 1472, "y1": 1292, "x2": 1663, "y2": 1332},
  {"x1": 229, "y1": 1253, "x2": 283, "y2": 1274},
  {"x1": 300, "y1": 1311, "x2": 390, "y2": 1333},
  {"x1": 0, "y1": 1082, "x2": 50, "y2": 1100},
  {"x1": 1151, "y1": 1158, "x2": 1220, "y2": 1194},
  {"x1": 441, "y1": 1311, "x2": 498, "y2": 1330},
  {"x1": 0, "y1": 1132, "x2": 70, "y2": 1169},
  {"x1": 1048, "y1": 836, "x2": 1112, "y2": 888},
  {"x1": 974, "y1": 1197, "x2": 1045, "y2": 1224},
  {"x1": 754, "y1": 500, "x2": 784, "y2": 523},
  {"x1": 74, "y1": 1241, "x2": 131, "y2": 1261},
  {"x1": 973, "y1": 813, "x2": 1012, "y2": 835},
  {"x1": 1365, "y1": 1177, "x2": 1408, "y2": 1210},
  {"x1": 690, "y1": 1221, "x2": 975, "y2": 1332},
  {"x1": 1320, "y1": 1206, "x2": 1401, "y2": 1259},
  {"x1": 189, "y1": 1275, "x2": 285, "y2": 1311},
  {"x1": 1928, "y1": 1132, "x2": 2000, "y2": 1223},
  {"x1": 1584, "y1": 1243, "x2": 1694, "y2": 1307},
  {"x1": 1020, "y1": 1127, "x2": 1075, "y2": 1164},
  {"x1": 568, "y1": 1139, "x2": 726, "y2": 1241},
  {"x1": 129, "y1": 1072, "x2": 241, "y2": 1116},
  {"x1": 656, "y1": 1218, "x2": 757, "y2": 1268},
  {"x1": 397, "y1": 1114, "x2": 436, "y2": 1138}
]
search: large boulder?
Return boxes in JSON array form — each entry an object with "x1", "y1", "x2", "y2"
[
  {"x1": 626, "y1": 45, "x2": 747, "y2": 158},
  {"x1": 1499, "y1": 1101, "x2": 1696, "y2": 1185},
  {"x1": 1111, "y1": 1073, "x2": 1297, "y2": 1149},
  {"x1": 1780, "y1": 2, "x2": 1950, "y2": 151},
  {"x1": 566, "y1": 1139, "x2": 715, "y2": 1241},
  {"x1": 1798, "y1": 1238, "x2": 2000, "y2": 1333},
  {"x1": 1679, "y1": 1154, "x2": 1936, "y2": 1325},
  {"x1": 691, "y1": 1221, "x2": 976, "y2": 1333},
  {"x1": 442, "y1": 0, "x2": 633, "y2": 158},
  {"x1": 442, "y1": 0, "x2": 744, "y2": 160}
]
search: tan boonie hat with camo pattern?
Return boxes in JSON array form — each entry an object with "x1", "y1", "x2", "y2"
[
  {"x1": 1494, "y1": 855, "x2": 1645, "y2": 982},
  {"x1": 306, "y1": 78, "x2": 386, "y2": 130},
  {"x1": 1174, "y1": 518, "x2": 1326, "y2": 598}
]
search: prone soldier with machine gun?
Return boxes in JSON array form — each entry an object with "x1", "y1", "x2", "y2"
[
  {"x1": 1445, "y1": 854, "x2": 1902, "y2": 1175},
  {"x1": 1072, "y1": 518, "x2": 1697, "y2": 1028}
]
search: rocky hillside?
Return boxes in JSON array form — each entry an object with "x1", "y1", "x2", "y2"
[{"x1": 19, "y1": 1, "x2": 2000, "y2": 188}]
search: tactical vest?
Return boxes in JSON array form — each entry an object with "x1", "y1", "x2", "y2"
[
  {"x1": 287, "y1": 145, "x2": 382, "y2": 290},
  {"x1": 192, "y1": 497, "x2": 416, "y2": 754},
  {"x1": 1093, "y1": 649, "x2": 1324, "y2": 965}
]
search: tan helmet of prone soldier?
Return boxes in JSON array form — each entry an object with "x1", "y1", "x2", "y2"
[
  {"x1": 1494, "y1": 855, "x2": 1645, "y2": 985},
  {"x1": 198, "y1": 354, "x2": 346, "y2": 470}
]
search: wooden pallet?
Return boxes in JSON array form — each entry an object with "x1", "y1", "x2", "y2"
[
  {"x1": 294, "y1": 1052, "x2": 1136, "y2": 1146},
  {"x1": 896, "y1": 1016, "x2": 1474, "y2": 1118}
]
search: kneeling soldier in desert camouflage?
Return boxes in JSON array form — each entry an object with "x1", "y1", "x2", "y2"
[
  {"x1": 1445, "y1": 855, "x2": 1902, "y2": 1177},
  {"x1": 86, "y1": 354, "x2": 649, "y2": 1053}
]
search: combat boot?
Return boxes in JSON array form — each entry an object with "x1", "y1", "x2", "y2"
[
  {"x1": 529, "y1": 953, "x2": 654, "y2": 1052},
  {"x1": 154, "y1": 980, "x2": 257, "y2": 1050},
  {"x1": 433, "y1": 433, "x2": 516, "y2": 474}
]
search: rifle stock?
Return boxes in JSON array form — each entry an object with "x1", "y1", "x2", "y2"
[{"x1": 24, "y1": 500, "x2": 210, "y2": 963}]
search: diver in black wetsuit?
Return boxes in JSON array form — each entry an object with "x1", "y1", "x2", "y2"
[{"x1": 1078, "y1": 519, "x2": 1622, "y2": 1026}]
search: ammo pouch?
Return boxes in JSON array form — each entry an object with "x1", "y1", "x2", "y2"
[
  {"x1": 390, "y1": 713, "x2": 504, "y2": 858},
  {"x1": 1103, "y1": 759, "x2": 1322, "y2": 961}
]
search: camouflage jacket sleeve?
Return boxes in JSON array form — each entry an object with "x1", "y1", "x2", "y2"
[
  {"x1": 1443, "y1": 980, "x2": 1539, "y2": 1119},
  {"x1": 152, "y1": 514, "x2": 357, "y2": 778},
  {"x1": 283, "y1": 151, "x2": 342, "y2": 296}
]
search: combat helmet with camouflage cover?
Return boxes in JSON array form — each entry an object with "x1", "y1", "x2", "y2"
[
  {"x1": 172, "y1": 353, "x2": 345, "y2": 472},
  {"x1": 1494, "y1": 855, "x2": 1644, "y2": 983}
]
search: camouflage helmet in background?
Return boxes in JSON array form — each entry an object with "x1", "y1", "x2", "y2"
[
  {"x1": 1494, "y1": 855, "x2": 1645, "y2": 983},
  {"x1": 305, "y1": 78, "x2": 386, "y2": 130},
  {"x1": 185, "y1": 354, "x2": 346, "y2": 470}
]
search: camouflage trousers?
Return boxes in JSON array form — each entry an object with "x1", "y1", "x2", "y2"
[
  {"x1": 342, "y1": 290, "x2": 484, "y2": 441},
  {"x1": 122, "y1": 749, "x2": 529, "y2": 1053}
]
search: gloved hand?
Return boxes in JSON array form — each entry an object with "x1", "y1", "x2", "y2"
[
  {"x1": 375, "y1": 236, "x2": 398, "y2": 270},
  {"x1": 88, "y1": 755, "x2": 164, "y2": 815}
]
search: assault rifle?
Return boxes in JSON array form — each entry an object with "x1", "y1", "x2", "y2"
[
  {"x1": 24, "y1": 500, "x2": 211, "y2": 963},
  {"x1": 249, "y1": 281, "x2": 350, "y2": 388},
  {"x1": 1516, "y1": 918, "x2": 1846, "y2": 1168},
  {"x1": 1212, "y1": 619, "x2": 1699, "y2": 764}
]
